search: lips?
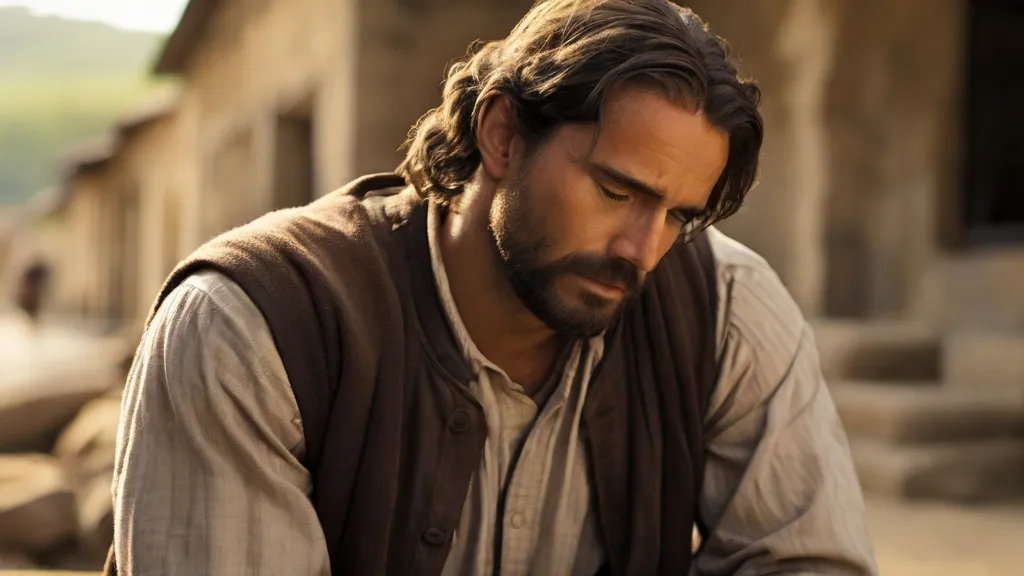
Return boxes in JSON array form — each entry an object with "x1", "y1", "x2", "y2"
[
  {"x1": 583, "y1": 275, "x2": 625, "y2": 292},
  {"x1": 577, "y1": 274, "x2": 627, "y2": 298}
]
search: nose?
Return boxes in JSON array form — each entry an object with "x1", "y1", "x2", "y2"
[{"x1": 608, "y1": 210, "x2": 666, "y2": 273}]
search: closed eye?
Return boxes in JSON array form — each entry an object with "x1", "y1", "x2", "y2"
[{"x1": 598, "y1": 183, "x2": 630, "y2": 202}]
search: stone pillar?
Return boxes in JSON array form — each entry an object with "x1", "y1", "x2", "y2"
[
  {"x1": 314, "y1": 0, "x2": 359, "y2": 192},
  {"x1": 776, "y1": 0, "x2": 838, "y2": 316}
]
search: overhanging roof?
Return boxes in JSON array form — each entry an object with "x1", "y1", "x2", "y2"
[
  {"x1": 43, "y1": 134, "x2": 120, "y2": 214},
  {"x1": 114, "y1": 91, "x2": 180, "y2": 139},
  {"x1": 21, "y1": 186, "x2": 64, "y2": 218},
  {"x1": 152, "y1": 0, "x2": 222, "y2": 75},
  {"x1": 60, "y1": 134, "x2": 117, "y2": 179}
]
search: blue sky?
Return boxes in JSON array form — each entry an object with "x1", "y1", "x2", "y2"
[{"x1": 0, "y1": 0, "x2": 189, "y2": 32}]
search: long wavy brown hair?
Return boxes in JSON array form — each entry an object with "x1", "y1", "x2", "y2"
[{"x1": 397, "y1": 0, "x2": 763, "y2": 229}]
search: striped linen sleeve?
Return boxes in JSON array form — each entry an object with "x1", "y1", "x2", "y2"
[{"x1": 111, "y1": 270, "x2": 331, "y2": 575}]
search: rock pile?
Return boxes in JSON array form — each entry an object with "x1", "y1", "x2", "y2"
[{"x1": 0, "y1": 359, "x2": 124, "y2": 572}]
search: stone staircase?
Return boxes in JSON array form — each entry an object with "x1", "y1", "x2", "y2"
[
  {"x1": 813, "y1": 319, "x2": 1024, "y2": 503},
  {"x1": 917, "y1": 247, "x2": 1024, "y2": 332}
]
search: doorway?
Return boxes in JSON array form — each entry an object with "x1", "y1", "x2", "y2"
[
  {"x1": 273, "y1": 107, "x2": 316, "y2": 210},
  {"x1": 962, "y1": 0, "x2": 1024, "y2": 244}
]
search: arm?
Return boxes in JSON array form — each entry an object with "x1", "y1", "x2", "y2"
[
  {"x1": 111, "y1": 270, "x2": 330, "y2": 575},
  {"x1": 693, "y1": 231, "x2": 877, "y2": 575}
]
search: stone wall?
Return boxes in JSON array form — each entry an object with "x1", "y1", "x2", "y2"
[{"x1": 354, "y1": 0, "x2": 536, "y2": 174}]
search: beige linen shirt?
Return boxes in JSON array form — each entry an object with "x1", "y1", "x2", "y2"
[{"x1": 111, "y1": 220, "x2": 878, "y2": 575}]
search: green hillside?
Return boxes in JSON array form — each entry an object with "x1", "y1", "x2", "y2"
[{"x1": 0, "y1": 7, "x2": 170, "y2": 206}]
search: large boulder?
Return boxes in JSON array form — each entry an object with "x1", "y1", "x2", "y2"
[
  {"x1": 0, "y1": 454, "x2": 76, "y2": 553},
  {"x1": 0, "y1": 363, "x2": 121, "y2": 453},
  {"x1": 52, "y1": 393, "x2": 120, "y2": 478},
  {"x1": 52, "y1": 393, "x2": 121, "y2": 560}
]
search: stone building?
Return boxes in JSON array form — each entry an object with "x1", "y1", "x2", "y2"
[{"x1": 39, "y1": 0, "x2": 1024, "y2": 502}]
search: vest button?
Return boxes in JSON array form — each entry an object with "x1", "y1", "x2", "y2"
[
  {"x1": 510, "y1": 512, "x2": 526, "y2": 529},
  {"x1": 422, "y1": 526, "x2": 447, "y2": 547},
  {"x1": 448, "y1": 409, "x2": 472, "y2": 434}
]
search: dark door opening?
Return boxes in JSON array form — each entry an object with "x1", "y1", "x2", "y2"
[
  {"x1": 963, "y1": 0, "x2": 1024, "y2": 244},
  {"x1": 273, "y1": 110, "x2": 316, "y2": 210}
]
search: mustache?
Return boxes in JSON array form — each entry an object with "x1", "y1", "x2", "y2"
[{"x1": 546, "y1": 254, "x2": 643, "y2": 294}]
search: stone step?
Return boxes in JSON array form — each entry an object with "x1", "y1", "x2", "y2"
[
  {"x1": 942, "y1": 331, "x2": 1024, "y2": 387},
  {"x1": 850, "y1": 438, "x2": 1024, "y2": 503},
  {"x1": 920, "y1": 248, "x2": 1024, "y2": 331},
  {"x1": 811, "y1": 320, "x2": 941, "y2": 382},
  {"x1": 832, "y1": 382, "x2": 1024, "y2": 444}
]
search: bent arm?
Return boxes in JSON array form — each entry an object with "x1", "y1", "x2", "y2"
[
  {"x1": 111, "y1": 270, "x2": 330, "y2": 575},
  {"x1": 694, "y1": 231, "x2": 877, "y2": 575}
]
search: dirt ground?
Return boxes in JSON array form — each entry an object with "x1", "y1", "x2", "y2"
[
  {"x1": 867, "y1": 496, "x2": 1024, "y2": 575},
  {"x1": 0, "y1": 314, "x2": 123, "y2": 390}
]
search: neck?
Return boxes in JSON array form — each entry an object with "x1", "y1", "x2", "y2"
[{"x1": 438, "y1": 185, "x2": 565, "y2": 392}]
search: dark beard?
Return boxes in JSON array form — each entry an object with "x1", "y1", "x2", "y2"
[{"x1": 488, "y1": 179, "x2": 642, "y2": 339}]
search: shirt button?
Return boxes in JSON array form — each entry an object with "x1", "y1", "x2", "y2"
[
  {"x1": 448, "y1": 408, "x2": 472, "y2": 434},
  {"x1": 510, "y1": 513, "x2": 526, "y2": 529},
  {"x1": 422, "y1": 526, "x2": 447, "y2": 547}
]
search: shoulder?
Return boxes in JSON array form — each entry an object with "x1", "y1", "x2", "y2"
[
  {"x1": 151, "y1": 271, "x2": 297, "y2": 413},
  {"x1": 193, "y1": 187, "x2": 418, "y2": 276},
  {"x1": 152, "y1": 188, "x2": 419, "y2": 400},
  {"x1": 702, "y1": 228, "x2": 820, "y2": 428},
  {"x1": 154, "y1": 269, "x2": 278, "y2": 355},
  {"x1": 166, "y1": 189, "x2": 414, "y2": 307},
  {"x1": 172, "y1": 269, "x2": 266, "y2": 325},
  {"x1": 706, "y1": 227, "x2": 806, "y2": 365},
  {"x1": 136, "y1": 269, "x2": 305, "y2": 455}
]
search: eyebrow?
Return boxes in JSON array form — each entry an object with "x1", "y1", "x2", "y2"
[{"x1": 589, "y1": 161, "x2": 668, "y2": 200}]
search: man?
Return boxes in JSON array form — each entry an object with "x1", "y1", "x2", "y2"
[
  {"x1": 109, "y1": 1, "x2": 877, "y2": 574},
  {"x1": 14, "y1": 259, "x2": 50, "y2": 335}
]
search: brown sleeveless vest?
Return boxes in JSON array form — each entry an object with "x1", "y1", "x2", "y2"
[{"x1": 105, "y1": 173, "x2": 719, "y2": 575}]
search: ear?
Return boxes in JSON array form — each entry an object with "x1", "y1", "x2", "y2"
[{"x1": 476, "y1": 94, "x2": 517, "y2": 181}]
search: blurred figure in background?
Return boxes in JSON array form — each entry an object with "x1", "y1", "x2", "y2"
[{"x1": 14, "y1": 258, "x2": 50, "y2": 335}]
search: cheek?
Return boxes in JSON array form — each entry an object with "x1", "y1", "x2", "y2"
[{"x1": 529, "y1": 162, "x2": 605, "y2": 251}]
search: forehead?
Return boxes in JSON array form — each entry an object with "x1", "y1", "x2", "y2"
[{"x1": 564, "y1": 85, "x2": 729, "y2": 207}]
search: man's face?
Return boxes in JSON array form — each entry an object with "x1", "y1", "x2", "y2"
[{"x1": 488, "y1": 85, "x2": 729, "y2": 338}]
